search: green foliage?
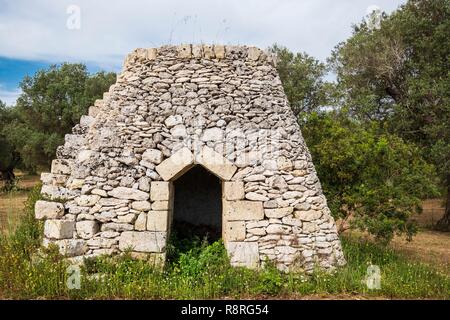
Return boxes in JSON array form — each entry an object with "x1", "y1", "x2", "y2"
[
  {"x1": 330, "y1": 0, "x2": 450, "y2": 227},
  {"x1": 301, "y1": 111, "x2": 439, "y2": 243},
  {"x1": 269, "y1": 44, "x2": 331, "y2": 116},
  {"x1": 0, "y1": 100, "x2": 20, "y2": 189},
  {"x1": 1, "y1": 64, "x2": 116, "y2": 172}
]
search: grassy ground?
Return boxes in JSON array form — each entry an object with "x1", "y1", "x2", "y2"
[
  {"x1": 0, "y1": 184, "x2": 449, "y2": 300},
  {"x1": 0, "y1": 174, "x2": 41, "y2": 234}
]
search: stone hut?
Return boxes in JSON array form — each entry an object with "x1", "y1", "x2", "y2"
[{"x1": 35, "y1": 45, "x2": 346, "y2": 272}]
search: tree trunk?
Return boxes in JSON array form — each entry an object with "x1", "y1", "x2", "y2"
[
  {"x1": 436, "y1": 174, "x2": 450, "y2": 232},
  {"x1": 0, "y1": 168, "x2": 15, "y2": 191}
]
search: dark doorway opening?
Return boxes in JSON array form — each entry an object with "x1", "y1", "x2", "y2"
[{"x1": 171, "y1": 165, "x2": 222, "y2": 253}]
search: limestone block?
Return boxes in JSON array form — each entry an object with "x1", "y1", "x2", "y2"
[
  {"x1": 170, "y1": 124, "x2": 187, "y2": 138},
  {"x1": 108, "y1": 187, "x2": 149, "y2": 201},
  {"x1": 302, "y1": 222, "x2": 317, "y2": 233},
  {"x1": 98, "y1": 198, "x2": 129, "y2": 206},
  {"x1": 214, "y1": 45, "x2": 225, "y2": 59},
  {"x1": 51, "y1": 159, "x2": 72, "y2": 175},
  {"x1": 35, "y1": 200, "x2": 64, "y2": 220},
  {"x1": 201, "y1": 127, "x2": 223, "y2": 142},
  {"x1": 142, "y1": 149, "x2": 164, "y2": 164},
  {"x1": 91, "y1": 188, "x2": 108, "y2": 197},
  {"x1": 75, "y1": 195, "x2": 101, "y2": 207},
  {"x1": 277, "y1": 156, "x2": 293, "y2": 171},
  {"x1": 195, "y1": 146, "x2": 237, "y2": 181},
  {"x1": 134, "y1": 47, "x2": 157, "y2": 62},
  {"x1": 192, "y1": 44, "x2": 203, "y2": 58},
  {"x1": 245, "y1": 192, "x2": 269, "y2": 202},
  {"x1": 294, "y1": 210, "x2": 323, "y2": 222},
  {"x1": 203, "y1": 45, "x2": 215, "y2": 59},
  {"x1": 49, "y1": 239, "x2": 88, "y2": 257},
  {"x1": 146, "y1": 48, "x2": 157, "y2": 60},
  {"x1": 155, "y1": 147, "x2": 194, "y2": 181},
  {"x1": 247, "y1": 227, "x2": 266, "y2": 236},
  {"x1": 177, "y1": 44, "x2": 192, "y2": 58},
  {"x1": 40, "y1": 173, "x2": 68, "y2": 186},
  {"x1": 224, "y1": 221, "x2": 246, "y2": 242},
  {"x1": 147, "y1": 210, "x2": 169, "y2": 231},
  {"x1": 77, "y1": 150, "x2": 95, "y2": 163},
  {"x1": 138, "y1": 176, "x2": 151, "y2": 192},
  {"x1": 152, "y1": 201, "x2": 170, "y2": 210},
  {"x1": 223, "y1": 181, "x2": 244, "y2": 200},
  {"x1": 266, "y1": 224, "x2": 291, "y2": 235},
  {"x1": 119, "y1": 231, "x2": 166, "y2": 253},
  {"x1": 67, "y1": 178, "x2": 85, "y2": 190},
  {"x1": 44, "y1": 220, "x2": 75, "y2": 239},
  {"x1": 150, "y1": 182, "x2": 171, "y2": 201},
  {"x1": 76, "y1": 221, "x2": 99, "y2": 239},
  {"x1": 131, "y1": 201, "x2": 151, "y2": 211},
  {"x1": 264, "y1": 207, "x2": 294, "y2": 219},
  {"x1": 226, "y1": 242, "x2": 260, "y2": 269},
  {"x1": 88, "y1": 105, "x2": 100, "y2": 117},
  {"x1": 281, "y1": 216, "x2": 302, "y2": 227},
  {"x1": 101, "y1": 222, "x2": 134, "y2": 232},
  {"x1": 164, "y1": 115, "x2": 183, "y2": 128},
  {"x1": 134, "y1": 213, "x2": 147, "y2": 231},
  {"x1": 223, "y1": 200, "x2": 264, "y2": 221},
  {"x1": 247, "y1": 47, "x2": 261, "y2": 61},
  {"x1": 117, "y1": 213, "x2": 137, "y2": 224}
]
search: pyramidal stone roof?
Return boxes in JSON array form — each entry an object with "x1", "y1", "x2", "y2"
[{"x1": 36, "y1": 44, "x2": 346, "y2": 272}]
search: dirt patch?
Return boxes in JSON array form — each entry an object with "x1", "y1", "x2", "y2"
[
  {"x1": 390, "y1": 230, "x2": 450, "y2": 274},
  {"x1": 0, "y1": 172, "x2": 41, "y2": 190}
]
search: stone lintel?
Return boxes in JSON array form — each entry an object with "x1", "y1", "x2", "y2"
[
  {"x1": 195, "y1": 146, "x2": 237, "y2": 181},
  {"x1": 155, "y1": 147, "x2": 194, "y2": 181}
]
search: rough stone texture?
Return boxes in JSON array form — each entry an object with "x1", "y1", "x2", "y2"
[
  {"x1": 44, "y1": 239, "x2": 88, "y2": 257},
  {"x1": 44, "y1": 220, "x2": 75, "y2": 239},
  {"x1": 119, "y1": 231, "x2": 166, "y2": 252},
  {"x1": 36, "y1": 44, "x2": 345, "y2": 272},
  {"x1": 226, "y1": 242, "x2": 260, "y2": 269},
  {"x1": 223, "y1": 200, "x2": 264, "y2": 221},
  {"x1": 76, "y1": 221, "x2": 99, "y2": 239},
  {"x1": 150, "y1": 182, "x2": 171, "y2": 201},
  {"x1": 155, "y1": 148, "x2": 194, "y2": 181},
  {"x1": 108, "y1": 187, "x2": 149, "y2": 201},
  {"x1": 147, "y1": 211, "x2": 169, "y2": 231},
  {"x1": 224, "y1": 221, "x2": 246, "y2": 242},
  {"x1": 35, "y1": 200, "x2": 65, "y2": 220},
  {"x1": 195, "y1": 146, "x2": 237, "y2": 180},
  {"x1": 223, "y1": 181, "x2": 245, "y2": 201}
]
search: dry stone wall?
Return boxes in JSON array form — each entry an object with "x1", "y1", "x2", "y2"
[{"x1": 35, "y1": 44, "x2": 346, "y2": 272}]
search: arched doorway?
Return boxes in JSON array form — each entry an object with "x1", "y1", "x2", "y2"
[{"x1": 172, "y1": 165, "x2": 223, "y2": 242}]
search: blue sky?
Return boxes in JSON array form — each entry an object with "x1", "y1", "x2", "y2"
[{"x1": 0, "y1": 0, "x2": 406, "y2": 106}]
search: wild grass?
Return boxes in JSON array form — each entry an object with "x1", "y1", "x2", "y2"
[{"x1": 0, "y1": 185, "x2": 448, "y2": 299}]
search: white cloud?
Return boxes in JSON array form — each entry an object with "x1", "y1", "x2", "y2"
[
  {"x1": 0, "y1": 84, "x2": 21, "y2": 106},
  {"x1": 0, "y1": 0, "x2": 406, "y2": 70}
]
